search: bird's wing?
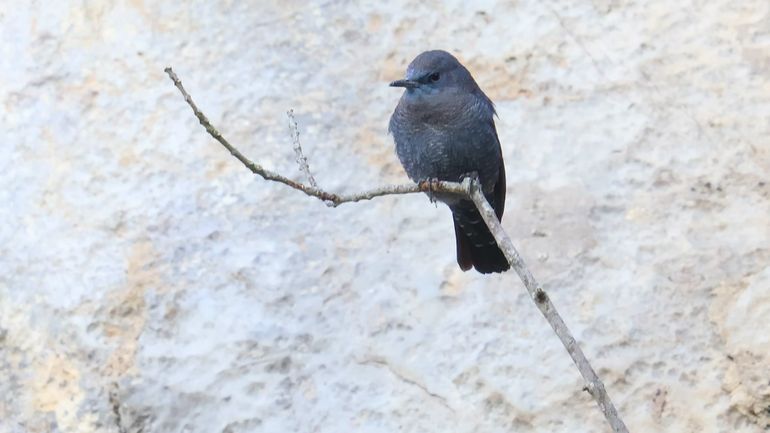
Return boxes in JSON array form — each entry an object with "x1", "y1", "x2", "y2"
[
  {"x1": 489, "y1": 120, "x2": 506, "y2": 220},
  {"x1": 494, "y1": 156, "x2": 506, "y2": 220}
]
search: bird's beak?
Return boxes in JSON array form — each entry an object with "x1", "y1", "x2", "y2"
[{"x1": 389, "y1": 79, "x2": 419, "y2": 89}]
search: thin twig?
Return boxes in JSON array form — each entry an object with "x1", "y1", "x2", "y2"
[
  {"x1": 286, "y1": 109, "x2": 318, "y2": 188},
  {"x1": 164, "y1": 67, "x2": 630, "y2": 433}
]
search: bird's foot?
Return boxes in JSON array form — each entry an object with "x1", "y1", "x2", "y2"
[
  {"x1": 459, "y1": 171, "x2": 480, "y2": 189},
  {"x1": 420, "y1": 177, "x2": 441, "y2": 203}
]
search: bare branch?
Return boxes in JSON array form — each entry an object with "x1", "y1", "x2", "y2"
[
  {"x1": 163, "y1": 67, "x2": 467, "y2": 207},
  {"x1": 467, "y1": 182, "x2": 629, "y2": 433},
  {"x1": 164, "y1": 67, "x2": 629, "y2": 433},
  {"x1": 286, "y1": 109, "x2": 318, "y2": 188}
]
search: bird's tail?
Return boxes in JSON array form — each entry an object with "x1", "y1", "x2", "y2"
[{"x1": 451, "y1": 202, "x2": 510, "y2": 274}]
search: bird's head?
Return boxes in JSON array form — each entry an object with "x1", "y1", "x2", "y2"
[{"x1": 389, "y1": 50, "x2": 478, "y2": 97}]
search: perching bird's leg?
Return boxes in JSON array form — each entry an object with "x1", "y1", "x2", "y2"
[{"x1": 419, "y1": 178, "x2": 442, "y2": 204}]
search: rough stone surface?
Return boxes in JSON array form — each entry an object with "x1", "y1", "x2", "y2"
[{"x1": 2, "y1": 1, "x2": 769, "y2": 432}]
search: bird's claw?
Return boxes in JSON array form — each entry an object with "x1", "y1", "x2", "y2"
[
  {"x1": 459, "y1": 171, "x2": 480, "y2": 183},
  {"x1": 459, "y1": 171, "x2": 481, "y2": 191},
  {"x1": 420, "y1": 178, "x2": 441, "y2": 203}
]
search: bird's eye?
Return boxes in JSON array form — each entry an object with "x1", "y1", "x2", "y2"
[{"x1": 429, "y1": 72, "x2": 440, "y2": 82}]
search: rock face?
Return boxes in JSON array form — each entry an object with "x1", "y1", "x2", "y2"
[{"x1": 1, "y1": 2, "x2": 768, "y2": 432}]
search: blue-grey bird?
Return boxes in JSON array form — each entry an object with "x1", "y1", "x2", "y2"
[{"x1": 389, "y1": 50, "x2": 509, "y2": 274}]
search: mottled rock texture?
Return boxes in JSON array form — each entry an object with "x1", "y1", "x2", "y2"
[{"x1": 1, "y1": 1, "x2": 769, "y2": 432}]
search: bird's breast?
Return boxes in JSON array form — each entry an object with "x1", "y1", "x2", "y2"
[{"x1": 390, "y1": 100, "x2": 500, "y2": 190}]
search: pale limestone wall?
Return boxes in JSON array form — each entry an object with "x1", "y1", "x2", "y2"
[{"x1": 1, "y1": 1, "x2": 769, "y2": 432}]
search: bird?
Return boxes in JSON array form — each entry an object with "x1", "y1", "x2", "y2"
[{"x1": 388, "y1": 50, "x2": 510, "y2": 274}]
